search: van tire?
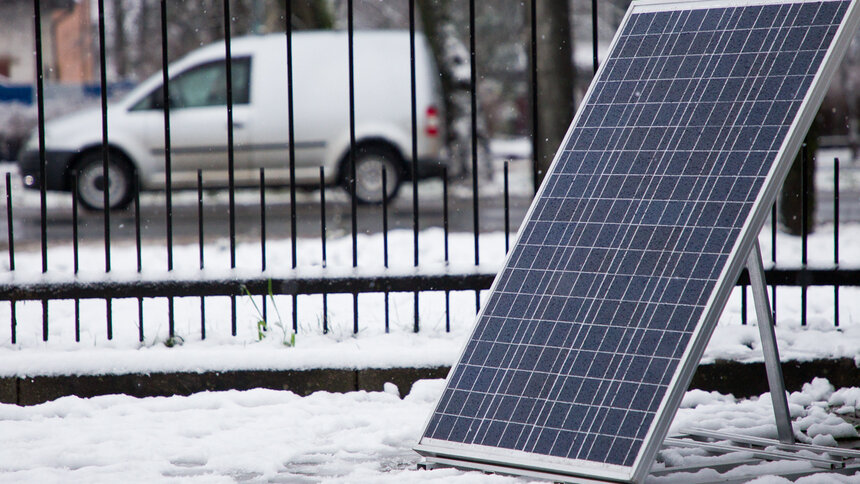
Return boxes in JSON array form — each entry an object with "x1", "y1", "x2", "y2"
[
  {"x1": 345, "y1": 145, "x2": 402, "y2": 204},
  {"x1": 72, "y1": 151, "x2": 136, "y2": 211}
]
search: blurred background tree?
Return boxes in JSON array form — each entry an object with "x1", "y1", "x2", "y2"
[
  {"x1": 534, "y1": 0, "x2": 574, "y2": 186},
  {"x1": 779, "y1": 123, "x2": 819, "y2": 236}
]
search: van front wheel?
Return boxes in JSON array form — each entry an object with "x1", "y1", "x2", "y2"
[
  {"x1": 73, "y1": 151, "x2": 135, "y2": 211},
  {"x1": 348, "y1": 146, "x2": 402, "y2": 204}
]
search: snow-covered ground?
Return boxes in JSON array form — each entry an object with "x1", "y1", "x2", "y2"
[
  {"x1": 0, "y1": 222, "x2": 859, "y2": 377},
  {"x1": 0, "y1": 377, "x2": 858, "y2": 483}
]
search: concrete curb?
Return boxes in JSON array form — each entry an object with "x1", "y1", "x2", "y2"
[
  {"x1": 0, "y1": 359, "x2": 857, "y2": 406},
  {"x1": 690, "y1": 358, "x2": 860, "y2": 398},
  {"x1": 0, "y1": 367, "x2": 451, "y2": 406}
]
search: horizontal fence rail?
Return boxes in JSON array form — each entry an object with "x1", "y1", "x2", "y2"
[{"x1": 0, "y1": 269, "x2": 856, "y2": 302}]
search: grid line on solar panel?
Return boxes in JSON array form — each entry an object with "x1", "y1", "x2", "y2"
[{"x1": 422, "y1": 0, "x2": 849, "y2": 471}]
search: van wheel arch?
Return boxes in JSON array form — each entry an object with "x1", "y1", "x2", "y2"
[
  {"x1": 338, "y1": 141, "x2": 406, "y2": 204},
  {"x1": 66, "y1": 147, "x2": 138, "y2": 211}
]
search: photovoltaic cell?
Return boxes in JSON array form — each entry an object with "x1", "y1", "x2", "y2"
[{"x1": 417, "y1": 1, "x2": 859, "y2": 482}]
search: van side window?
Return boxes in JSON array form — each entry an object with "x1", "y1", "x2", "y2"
[{"x1": 130, "y1": 57, "x2": 251, "y2": 111}]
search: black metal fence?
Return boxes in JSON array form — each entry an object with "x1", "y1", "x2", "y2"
[{"x1": 1, "y1": 0, "x2": 857, "y2": 347}]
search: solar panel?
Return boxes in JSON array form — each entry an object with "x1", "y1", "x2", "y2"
[{"x1": 416, "y1": 1, "x2": 860, "y2": 482}]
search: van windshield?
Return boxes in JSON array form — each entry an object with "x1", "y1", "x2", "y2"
[{"x1": 130, "y1": 57, "x2": 251, "y2": 111}]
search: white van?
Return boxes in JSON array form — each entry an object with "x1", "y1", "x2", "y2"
[{"x1": 18, "y1": 31, "x2": 445, "y2": 209}]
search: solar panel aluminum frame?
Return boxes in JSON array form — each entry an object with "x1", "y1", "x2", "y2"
[{"x1": 416, "y1": 1, "x2": 860, "y2": 482}]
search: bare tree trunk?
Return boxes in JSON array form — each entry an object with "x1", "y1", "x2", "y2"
[
  {"x1": 779, "y1": 122, "x2": 817, "y2": 235},
  {"x1": 534, "y1": 0, "x2": 575, "y2": 186},
  {"x1": 138, "y1": 0, "x2": 152, "y2": 76},
  {"x1": 265, "y1": 0, "x2": 335, "y2": 31},
  {"x1": 112, "y1": 0, "x2": 127, "y2": 78},
  {"x1": 416, "y1": 0, "x2": 490, "y2": 179}
]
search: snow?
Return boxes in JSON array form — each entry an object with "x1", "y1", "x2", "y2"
[
  {"x1": 0, "y1": 377, "x2": 858, "y2": 483},
  {"x1": 0, "y1": 379, "x2": 532, "y2": 483}
]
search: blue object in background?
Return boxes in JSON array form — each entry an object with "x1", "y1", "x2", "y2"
[
  {"x1": 82, "y1": 81, "x2": 136, "y2": 99},
  {"x1": 0, "y1": 84, "x2": 33, "y2": 104}
]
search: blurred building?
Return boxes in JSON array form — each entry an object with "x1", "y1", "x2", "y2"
[{"x1": 0, "y1": 0, "x2": 93, "y2": 84}]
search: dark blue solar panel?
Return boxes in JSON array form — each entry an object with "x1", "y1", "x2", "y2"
[{"x1": 419, "y1": 0, "x2": 853, "y2": 478}]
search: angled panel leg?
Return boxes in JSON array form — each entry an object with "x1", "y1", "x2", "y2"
[{"x1": 746, "y1": 240, "x2": 794, "y2": 444}]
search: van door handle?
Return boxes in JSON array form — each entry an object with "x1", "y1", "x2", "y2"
[{"x1": 232, "y1": 121, "x2": 245, "y2": 129}]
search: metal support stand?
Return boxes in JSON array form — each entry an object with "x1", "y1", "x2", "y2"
[
  {"x1": 745, "y1": 240, "x2": 794, "y2": 444},
  {"x1": 644, "y1": 242, "x2": 860, "y2": 482}
]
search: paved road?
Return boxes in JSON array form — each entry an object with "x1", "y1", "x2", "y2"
[
  {"x1": 0, "y1": 179, "x2": 534, "y2": 249},
  {"x1": 2, "y1": 155, "x2": 858, "y2": 250}
]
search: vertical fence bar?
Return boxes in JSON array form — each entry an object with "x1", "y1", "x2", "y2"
[
  {"x1": 135, "y1": 179, "x2": 143, "y2": 342},
  {"x1": 771, "y1": 201, "x2": 777, "y2": 322},
  {"x1": 285, "y1": 0, "x2": 297, "y2": 270},
  {"x1": 43, "y1": 300, "x2": 49, "y2": 342},
  {"x1": 320, "y1": 168, "x2": 327, "y2": 267},
  {"x1": 135, "y1": 180, "x2": 142, "y2": 273},
  {"x1": 347, "y1": 0, "x2": 357, "y2": 265},
  {"x1": 443, "y1": 166, "x2": 450, "y2": 332},
  {"x1": 320, "y1": 167, "x2": 328, "y2": 334},
  {"x1": 231, "y1": 294, "x2": 237, "y2": 337},
  {"x1": 834, "y1": 157, "x2": 840, "y2": 327},
  {"x1": 260, "y1": 168, "x2": 267, "y2": 322},
  {"x1": 469, "y1": 0, "x2": 479, "y2": 268},
  {"x1": 383, "y1": 167, "x2": 390, "y2": 333},
  {"x1": 198, "y1": 170, "x2": 206, "y2": 339},
  {"x1": 413, "y1": 293, "x2": 420, "y2": 333},
  {"x1": 105, "y1": 299, "x2": 113, "y2": 340},
  {"x1": 138, "y1": 297, "x2": 144, "y2": 343},
  {"x1": 224, "y1": 0, "x2": 236, "y2": 270},
  {"x1": 469, "y1": 0, "x2": 480, "y2": 315},
  {"x1": 159, "y1": 0, "x2": 174, "y2": 338},
  {"x1": 409, "y1": 0, "x2": 420, "y2": 334},
  {"x1": 198, "y1": 170, "x2": 204, "y2": 270},
  {"x1": 409, "y1": 0, "x2": 419, "y2": 265},
  {"x1": 223, "y1": 0, "x2": 237, "y2": 336},
  {"x1": 160, "y1": 0, "x2": 176, "y2": 340},
  {"x1": 96, "y1": 0, "x2": 111, "y2": 273},
  {"x1": 72, "y1": 178, "x2": 80, "y2": 274},
  {"x1": 292, "y1": 294, "x2": 299, "y2": 334},
  {"x1": 33, "y1": 0, "x2": 48, "y2": 276},
  {"x1": 591, "y1": 0, "x2": 599, "y2": 73},
  {"x1": 97, "y1": 0, "x2": 111, "y2": 342},
  {"x1": 741, "y1": 284, "x2": 747, "y2": 325},
  {"x1": 800, "y1": 145, "x2": 808, "y2": 326},
  {"x1": 772, "y1": 202, "x2": 777, "y2": 261},
  {"x1": 167, "y1": 296, "x2": 174, "y2": 339},
  {"x1": 285, "y1": 2, "x2": 299, "y2": 333},
  {"x1": 352, "y1": 295, "x2": 359, "y2": 334},
  {"x1": 5, "y1": 174, "x2": 13, "y2": 271},
  {"x1": 262, "y1": 290, "x2": 267, "y2": 326},
  {"x1": 443, "y1": 167, "x2": 450, "y2": 264},
  {"x1": 160, "y1": 0, "x2": 174, "y2": 273},
  {"x1": 801, "y1": 146, "x2": 808, "y2": 265},
  {"x1": 73, "y1": 175, "x2": 80, "y2": 341},
  {"x1": 504, "y1": 161, "x2": 510, "y2": 253},
  {"x1": 10, "y1": 302, "x2": 15, "y2": 345},
  {"x1": 34, "y1": 0, "x2": 48, "y2": 346},
  {"x1": 529, "y1": 0, "x2": 539, "y2": 193},
  {"x1": 347, "y1": 0, "x2": 358, "y2": 334},
  {"x1": 260, "y1": 168, "x2": 267, "y2": 272}
]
